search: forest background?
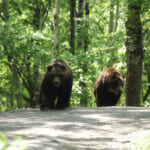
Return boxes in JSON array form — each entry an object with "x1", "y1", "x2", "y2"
[{"x1": 0, "y1": 0, "x2": 150, "y2": 111}]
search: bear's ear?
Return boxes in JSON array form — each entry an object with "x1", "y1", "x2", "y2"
[
  {"x1": 112, "y1": 74, "x2": 117, "y2": 78},
  {"x1": 47, "y1": 66, "x2": 52, "y2": 71},
  {"x1": 60, "y1": 65, "x2": 66, "y2": 71}
]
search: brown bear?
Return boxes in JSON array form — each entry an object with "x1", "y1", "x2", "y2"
[
  {"x1": 93, "y1": 68, "x2": 124, "y2": 107},
  {"x1": 39, "y1": 59, "x2": 73, "y2": 110}
]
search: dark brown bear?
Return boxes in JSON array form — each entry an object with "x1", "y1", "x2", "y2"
[
  {"x1": 93, "y1": 68, "x2": 124, "y2": 107},
  {"x1": 39, "y1": 59, "x2": 73, "y2": 110}
]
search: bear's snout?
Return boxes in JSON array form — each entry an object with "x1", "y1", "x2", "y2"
[{"x1": 53, "y1": 77, "x2": 61, "y2": 88}]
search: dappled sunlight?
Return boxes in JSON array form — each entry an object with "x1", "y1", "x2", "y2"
[{"x1": 0, "y1": 107, "x2": 150, "y2": 149}]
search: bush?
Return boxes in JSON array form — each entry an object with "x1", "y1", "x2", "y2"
[
  {"x1": 0, "y1": 132, "x2": 27, "y2": 150},
  {"x1": 133, "y1": 134, "x2": 150, "y2": 150}
]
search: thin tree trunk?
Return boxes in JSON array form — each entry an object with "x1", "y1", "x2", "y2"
[
  {"x1": 78, "y1": 0, "x2": 90, "y2": 107},
  {"x1": 84, "y1": 0, "x2": 89, "y2": 52},
  {"x1": 114, "y1": 0, "x2": 119, "y2": 32},
  {"x1": 2, "y1": 0, "x2": 23, "y2": 108},
  {"x1": 11, "y1": 58, "x2": 23, "y2": 108},
  {"x1": 143, "y1": 64, "x2": 150, "y2": 102},
  {"x1": 125, "y1": 0, "x2": 143, "y2": 106},
  {"x1": 143, "y1": 86, "x2": 150, "y2": 102},
  {"x1": 77, "y1": 0, "x2": 85, "y2": 106},
  {"x1": 77, "y1": 0, "x2": 84, "y2": 49},
  {"x1": 109, "y1": 0, "x2": 114, "y2": 33},
  {"x1": 70, "y1": 0, "x2": 76, "y2": 55},
  {"x1": 53, "y1": 0, "x2": 60, "y2": 60},
  {"x1": 2, "y1": 0, "x2": 9, "y2": 22},
  {"x1": 33, "y1": 5, "x2": 40, "y2": 29},
  {"x1": 22, "y1": 1, "x2": 48, "y2": 108},
  {"x1": 107, "y1": 0, "x2": 115, "y2": 67}
]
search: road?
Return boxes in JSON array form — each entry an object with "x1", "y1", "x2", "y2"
[{"x1": 0, "y1": 107, "x2": 150, "y2": 150}]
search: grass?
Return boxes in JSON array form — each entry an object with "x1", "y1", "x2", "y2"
[
  {"x1": 133, "y1": 134, "x2": 150, "y2": 150},
  {"x1": 0, "y1": 132, "x2": 27, "y2": 150}
]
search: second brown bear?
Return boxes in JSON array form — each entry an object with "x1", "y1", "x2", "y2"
[
  {"x1": 94, "y1": 68, "x2": 124, "y2": 107},
  {"x1": 39, "y1": 59, "x2": 73, "y2": 110}
]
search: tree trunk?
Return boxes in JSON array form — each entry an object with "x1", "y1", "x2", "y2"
[
  {"x1": 143, "y1": 86, "x2": 150, "y2": 102},
  {"x1": 80, "y1": 0, "x2": 89, "y2": 107},
  {"x1": 109, "y1": 0, "x2": 114, "y2": 33},
  {"x1": 33, "y1": 5, "x2": 40, "y2": 29},
  {"x1": 143, "y1": 64, "x2": 150, "y2": 102},
  {"x1": 84, "y1": 0, "x2": 89, "y2": 52},
  {"x1": 2, "y1": 0, "x2": 9, "y2": 22},
  {"x1": 107, "y1": 0, "x2": 115, "y2": 67},
  {"x1": 70, "y1": 0, "x2": 76, "y2": 55},
  {"x1": 77, "y1": 0, "x2": 84, "y2": 49},
  {"x1": 108, "y1": 0, "x2": 119, "y2": 67},
  {"x1": 125, "y1": 0, "x2": 143, "y2": 106},
  {"x1": 53, "y1": 0, "x2": 60, "y2": 60},
  {"x1": 11, "y1": 58, "x2": 23, "y2": 108},
  {"x1": 114, "y1": 0, "x2": 119, "y2": 32},
  {"x1": 7, "y1": 94, "x2": 14, "y2": 108},
  {"x1": 78, "y1": 0, "x2": 90, "y2": 107},
  {"x1": 77, "y1": 0, "x2": 84, "y2": 106},
  {"x1": 2, "y1": 0, "x2": 23, "y2": 108}
]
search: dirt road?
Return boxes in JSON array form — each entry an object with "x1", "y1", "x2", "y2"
[{"x1": 0, "y1": 107, "x2": 150, "y2": 150}]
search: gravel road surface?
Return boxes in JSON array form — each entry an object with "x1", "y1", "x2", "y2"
[{"x1": 0, "y1": 107, "x2": 150, "y2": 150}]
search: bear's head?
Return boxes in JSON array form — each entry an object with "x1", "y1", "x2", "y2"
[
  {"x1": 102, "y1": 68, "x2": 124, "y2": 95},
  {"x1": 108, "y1": 72, "x2": 124, "y2": 95},
  {"x1": 46, "y1": 61, "x2": 67, "y2": 88}
]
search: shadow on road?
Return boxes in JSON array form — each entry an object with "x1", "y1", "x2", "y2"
[{"x1": 0, "y1": 107, "x2": 150, "y2": 150}]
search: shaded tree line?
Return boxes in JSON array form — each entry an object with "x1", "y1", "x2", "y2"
[{"x1": 0, "y1": 0, "x2": 150, "y2": 110}]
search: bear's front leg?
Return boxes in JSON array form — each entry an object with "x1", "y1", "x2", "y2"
[
  {"x1": 39, "y1": 93, "x2": 48, "y2": 110},
  {"x1": 56, "y1": 92, "x2": 70, "y2": 109}
]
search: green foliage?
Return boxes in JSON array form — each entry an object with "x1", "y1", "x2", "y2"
[
  {"x1": 0, "y1": 132, "x2": 27, "y2": 150},
  {"x1": 133, "y1": 134, "x2": 150, "y2": 150},
  {"x1": 0, "y1": 0, "x2": 149, "y2": 110}
]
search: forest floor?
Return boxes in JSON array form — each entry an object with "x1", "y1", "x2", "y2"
[{"x1": 0, "y1": 107, "x2": 150, "y2": 150}]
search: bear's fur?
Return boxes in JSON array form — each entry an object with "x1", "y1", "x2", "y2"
[
  {"x1": 39, "y1": 59, "x2": 73, "y2": 110},
  {"x1": 93, "y1": 68, "x2": 124, "y2": 107}
]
